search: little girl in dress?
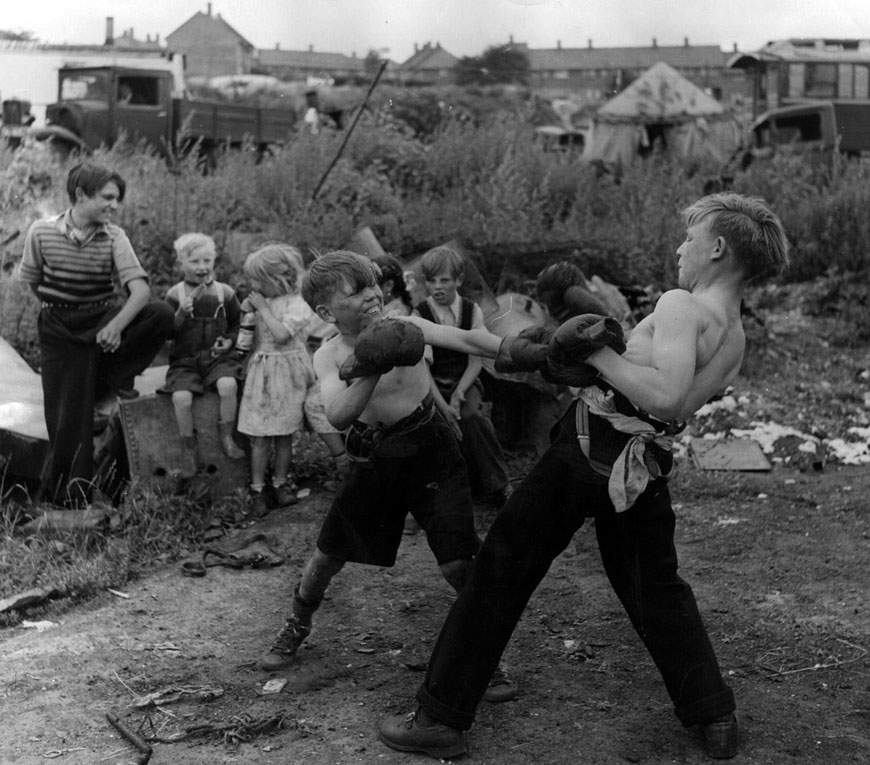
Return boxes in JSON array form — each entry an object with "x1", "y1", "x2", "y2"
[{"x1": 237, "y1": 243, "x2": 314, "y2": 517}]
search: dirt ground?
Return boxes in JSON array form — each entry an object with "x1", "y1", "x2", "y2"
[
  {"x1": 1, "y1": 457, "x2": 868, "y2": 765},
  {"x1": 1, "y1": 301, "x2": 869, "y2": 765}
]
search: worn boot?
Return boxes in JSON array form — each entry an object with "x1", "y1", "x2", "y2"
[
  {"x1": 260, "y1": 586, "x2": 322, "y2": 671},
  {"x1": 179, "y1": 435, "x2": 199, "y2": 478},
  {"x1": 219, "y1": 421, "x2": 245, "y2": 459}
]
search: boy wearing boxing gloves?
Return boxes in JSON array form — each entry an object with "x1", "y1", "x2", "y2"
[
  {"x1": 258, "y1": 250, "x2": 513, "y2": 686},
  {"x1": 379, "y1": 193, "x2": 789, "y2": 761}
]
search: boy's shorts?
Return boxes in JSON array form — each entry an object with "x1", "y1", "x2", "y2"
[
  {"x1": 316, "y1": 398, "x2": 479, "y2": 567},
  {"x1": 163, "y1": 351, "x2": 241, "y2": 394}
]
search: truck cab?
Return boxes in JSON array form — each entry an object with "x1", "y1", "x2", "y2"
[{"x1": 45, "y1": 66, "x2": 174, "y2": 155}]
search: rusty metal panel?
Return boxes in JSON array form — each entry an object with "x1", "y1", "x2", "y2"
[
  {"x1": 119, "y1": 392, "x2": 248, "y2": 498},
  {"x1": 689, "y1": 438, "x2": 772, "y2": 472}
]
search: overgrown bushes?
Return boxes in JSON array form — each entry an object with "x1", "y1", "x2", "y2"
[{"x1": 2, "y1": 108, "x2": 870, "y2": 365}]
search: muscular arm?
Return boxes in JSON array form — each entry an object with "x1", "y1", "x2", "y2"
[
  {"x1": 587, "y1": 290, "x2": 698, "y2": 421},
  {"x1": 314, "y1": 341, "x2": 380, "y2": 431}
]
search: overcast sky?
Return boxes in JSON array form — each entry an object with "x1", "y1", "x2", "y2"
[{"x1": 4, "y1": 0, "x2": 870, "y2": 63}]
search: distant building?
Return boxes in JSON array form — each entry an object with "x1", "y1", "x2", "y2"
[
  {"x1": 524, "y1": 37, "x2": 746, "y2": 104},
  {"x1": 728, "y1": 38, "x2": 870, "y2": 116},
  {"x1": 256, "y1": 44, "x2": 366, "y2": 84},
  {"x1": 166, "y1": 3, "x2": 254, "y2": 80},
  {"x1": 398, "y1": 42, "x2": 460, "y2": 85}
]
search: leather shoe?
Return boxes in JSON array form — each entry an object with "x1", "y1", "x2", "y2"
[
  {"x1": 702, "y1": 713, "x2": 739, "y2": 759},
  {"x1": 484, "y1": 662, "x2": 518, "y2": 703},
  {"x1": 378, "y1": 708, "x2": 467, "y2": 759}
]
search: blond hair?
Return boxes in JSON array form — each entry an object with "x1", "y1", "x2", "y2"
[
  {"x1": 243, "y1": 242, "x2": 305, "y2": 296},
  {"x1": 173, "y1": 232, "x2": 216, "y2": 261}
]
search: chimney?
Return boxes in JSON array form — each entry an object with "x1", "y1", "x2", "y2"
[
  {"x1": 156, "y1": 34, "x2": 160, "y2": 45},
  {"x1": 557, "y1": 40, "x2": 561, "y2": 50},
  {"x1": 309, "y1": 44, "x2": 313, "y2": 52},
  {"x1": 652, "y1": 37, "x2": 658, "y2": 48},
  {"x1": 733, "y1": 42, "x2": 738, "y2": 52},
  {"x1": 275, "y1": 42, "x2": 280, "y2": 50},
  {"x1": 509, "y1": 34, "x2": 514, "y2": 45},
  {"x1": 105, "y1": 16, "x2": 114, "y2": 46},
  {"x1": 207, "y1": 3, "x2": 212, "y2": 15},
  {"x1": 684, "y1": 36, "x2": 689, "y2": 47},
  {"x1": 588, "y1": 39, "x2": 593, "y2": 49}
]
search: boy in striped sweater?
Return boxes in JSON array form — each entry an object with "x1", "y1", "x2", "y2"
[{"x1": 18, "y1": 161, "x2": 173, "y2": 507}]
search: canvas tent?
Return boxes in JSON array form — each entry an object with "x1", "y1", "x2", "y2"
[{"x1": 582, "y1": 61, "x2": 741, "y2": 169}]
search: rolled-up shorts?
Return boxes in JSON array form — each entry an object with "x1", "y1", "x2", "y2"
[{"x1": 316, "y1": 400, "x2": 479, "y2": 567}]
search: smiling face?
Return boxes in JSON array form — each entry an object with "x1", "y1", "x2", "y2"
[
  {"x1": 425, "y1": 269, "x2": 461, "y2": 307},
  {"x1": 676, "y1": 219, "x2": 719, "y2": 290},
  {"x1": 179, "y1": 243, "x2": 217, "y2": 285},
  {"x1": 71, "y1": 181, "x2": 121, "y2": 228},
  {"x1": 320, "y1": 278, "x2": 384, "y2": 335}
]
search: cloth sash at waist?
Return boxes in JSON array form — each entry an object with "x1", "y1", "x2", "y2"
[{"x1": 575, "y1": 385, "x2": 683, "y2": 512}]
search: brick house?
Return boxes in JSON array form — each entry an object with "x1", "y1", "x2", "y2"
[
  {"x1": 398, "y1": 42, "x2": 460, "y2": 85},
  {"x1": 166, "y1": 3, "x2": 254, "y2": 80},
  {"x1": 524, "y1": 37, "x2": 746, "y2": 104},
  {"x1": 256, "y1": 45, "x2": 366, "y2": 84}
]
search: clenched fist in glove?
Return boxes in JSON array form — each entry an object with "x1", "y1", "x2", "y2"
[
  {"x1": 495, "y1": 325, "x2": 556, "y2": 381},
  {"x1": 339, "y1": 317, "x2": 426, "y2": 381},
  {"x1": 546, "y1": 314, "x2": 626, "y2": 387}
]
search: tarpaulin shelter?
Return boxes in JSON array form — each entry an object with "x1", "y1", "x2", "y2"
[{"x1": 582, "y1": 61, "x2": 741, "y2": 169}]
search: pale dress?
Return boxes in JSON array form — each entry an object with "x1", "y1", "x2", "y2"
[{"x1": 237, "y1": 293, "x2": 315, "y2": 437}]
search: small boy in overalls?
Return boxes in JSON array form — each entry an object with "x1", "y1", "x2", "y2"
[{"x1": 163, "y1": 233, "x2": 245, "y2": 475}]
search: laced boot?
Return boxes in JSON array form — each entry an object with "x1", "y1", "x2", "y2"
[
  {"x1": 260, "y1": 586, "x2": 321, "y2": 671},
  {"x1": 179, "y1": 435, "x2": 199, "y2": 478},
  {"x1": 378, "y1": 707, "x2": 468, "y2": 759},
  {"x1": 219, "y1": 421, "x2": 245, "y2": 459}
]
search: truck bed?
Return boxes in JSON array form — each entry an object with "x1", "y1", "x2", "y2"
[{"x1": 176, "y1": 98, "x2": 297, "y2": 146}]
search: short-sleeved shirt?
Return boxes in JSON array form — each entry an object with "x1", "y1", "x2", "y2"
[{"x1": 18, "y1": 210, "x2": 147, "y2": 303}]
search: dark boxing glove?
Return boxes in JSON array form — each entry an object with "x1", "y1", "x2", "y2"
[
  {"x1": 339, "y1": 317, "x2": 426, "y2": 381},
  {"x1": 494, "y1": 324, "x2": 555, "y2": 376},
  {"x1": 546, "y1": 314, "x2": 626, "y2": 387}
]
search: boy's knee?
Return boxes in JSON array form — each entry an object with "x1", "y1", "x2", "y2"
[
  {"x1": 216, "y1": 377, "x2": 238, "y2": 396},
  {"x1": 440, "y1": 557, "x2": 474, "y2": 592},
  {"x1": 172, "y1": 390, "x2": 193, "y2": 407}
]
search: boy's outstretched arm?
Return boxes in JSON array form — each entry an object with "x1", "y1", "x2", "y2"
[{"x1": 402, "y1": 315, "x2": 501, "y2": 359}]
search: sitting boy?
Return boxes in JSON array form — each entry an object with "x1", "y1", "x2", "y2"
[
  {"x1": 413, "y1": 245, "x2": 510, "y2": 506},
  {"x1": 163, "y1": 233, "x2": 245, "y2": 476},
  {"x1": 258, "y1": 249, "x2": 516, "y2": 701}
]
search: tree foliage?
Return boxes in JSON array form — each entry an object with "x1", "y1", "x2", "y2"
[{"x1": 455, "y1": 45, "x2": 530, "y2": 86}]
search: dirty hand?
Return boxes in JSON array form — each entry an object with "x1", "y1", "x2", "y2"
[
  {"x1": 181, "y1": 282, "x2": 207, "y2": 316},
  {"x1": 97, "y1": 322, "x2": 123, "y2": 353},
  {"x1": 211, "y1": 336, "x2": 234, "y2": 355},
  {"x1": 247, "y1": 291, "x2": 268, "y2": 312},
  {"x1": 339, "y1": 318, "x2": 426, "y2": 381}
]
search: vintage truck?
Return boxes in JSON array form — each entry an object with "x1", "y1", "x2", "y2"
[
  {"x1": 710, "y1": 99, "x2": 870, "y2": 188},
  {"x1": 27, "y1": 65, "x2": 298, "y2": 157}
]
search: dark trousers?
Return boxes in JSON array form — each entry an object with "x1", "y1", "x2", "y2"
[
  {"x1": 437, "y1": 380, "x2": 509, "y2": 497},
  {"x1": 417, "y1": 402, "x2": 735, "y2": 731},
  {"x1": 38, "y1": 300, "x2": 174, "y2": 504}
]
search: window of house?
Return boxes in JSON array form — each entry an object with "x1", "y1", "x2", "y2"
[
  {"x1": 787, "y1": 64, "x2": 805, "y2": 98},
  {"x1": 838, "y1": 64, "x2": 854, "y2": 97},
  {"x1": 555, "y1": 70, "x2": 569, "y2": 79},
  {"x1": 855, "y1": 65, "x2": 870, "y2": 98},
  {"x1": 804, "y1": 63, "x2": 837, "y2": 97}
]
